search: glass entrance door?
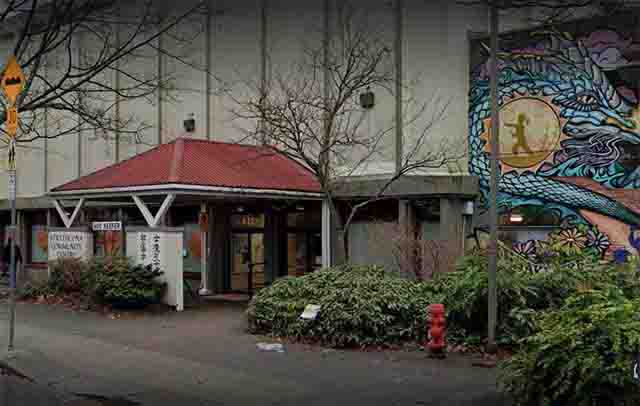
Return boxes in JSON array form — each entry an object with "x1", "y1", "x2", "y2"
[{"x1": 230, "y1": 232, "x2": 264, "y2": 293}]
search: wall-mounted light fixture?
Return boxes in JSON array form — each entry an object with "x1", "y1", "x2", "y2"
[
  {"x1": 183, "y1": 113, "x2": 196, "y2": 133},
  {"x1": 509, "y1": 210, "x2": 524, "y2": 224},
  {"x1": 462, "y1": 200, "x2": 474, "y2": 216},
  {"x1": 359, "y1": 86, "x2": 375, "y2": 109},
  {"x1": 236, "y1": 206, "x2": 245, "y2": 213}
]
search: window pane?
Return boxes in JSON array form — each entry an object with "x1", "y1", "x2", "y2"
[
  {"x1": 31, "y1": 225, "x2": 48, "y2": 263},
  {"x1": 183, "y1": 223, "x2": 203, "y2": 276},
  {"x1": 287, "y1": 233, "x2": 306, "y2": 276}
]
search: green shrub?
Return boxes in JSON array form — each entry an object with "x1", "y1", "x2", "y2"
[
  {"x1": 247, "y1": 265, "x2": 441, "y2": 347},
  {"x1": 430, "y1": 245, "x2": 639, "y2": 347},
  {"x1": 92, "y1": 256, "x2": 166, "y2": 309},
  {"x1": 48, "y1": 257, "x2": 89, "y2": 295},
  {"x1": 248, "y1": 242, "x2": 640, "y2": 350},
  {"x1": 499, "y1": 286, "x2": 640, "y2": 406},
  {"x1": 19, "y1": 281, "x2": 49, "y2": 299}
]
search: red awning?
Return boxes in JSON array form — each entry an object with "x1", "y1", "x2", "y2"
[{"x1": 50, "y1": 138, "x2": 321, "y2": 197}]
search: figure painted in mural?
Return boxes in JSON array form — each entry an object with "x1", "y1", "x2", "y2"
[
  {"x1": 504, "y1": 113, "x2": 534, "y2": 155},
  {"x1": 469, "y1": 25, "x2": 640, "y2": 255}
]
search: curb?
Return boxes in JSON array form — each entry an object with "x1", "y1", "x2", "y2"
[{"x1": 0, "y1": 356, "x2": 35, "y2": 382}]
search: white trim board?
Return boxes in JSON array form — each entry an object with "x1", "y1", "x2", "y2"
[
  {"x1": 48, "y1": 183, "x2": 323, "y2": 199},
  {"x1": 53, "y1": 198, "x2": 85, "y2": 229},
  {"x1": 132, "y1": 194, "x2": 175, "y2": 228}
]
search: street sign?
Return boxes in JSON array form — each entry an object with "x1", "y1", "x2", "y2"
[
  {"x1": 92, "y1": 221, "x2": 122, "y2": 232},
  {"x1": 1, "y1": 56, "x2": 25, "y2": 106},
  {"x1": 7, "y1": 170, "x2": 15, "y2": 200},
  {"x1": 3, "y1": 55, "x2": 25, "y2": 353}
]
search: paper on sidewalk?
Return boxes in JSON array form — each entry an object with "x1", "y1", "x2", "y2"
[{"x1": 300, "y1": 304, "x2": 321, "y2": 320}]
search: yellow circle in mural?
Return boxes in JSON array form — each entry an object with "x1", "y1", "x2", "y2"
[{"x1": 499, "y1": 97, "x2": 561, "y2": 168}]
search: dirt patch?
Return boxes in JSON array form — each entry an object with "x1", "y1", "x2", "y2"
[{"x1": 18, "y1": 294, "x2": 173, "y2": 319}]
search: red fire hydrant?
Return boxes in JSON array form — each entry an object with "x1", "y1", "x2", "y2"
[{"x1": 427, "y1": 303, "x2": 446, "y2": 358}]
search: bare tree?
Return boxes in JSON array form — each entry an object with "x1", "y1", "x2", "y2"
[
  {"x1": 459, "y1": 0, "x2": 636, "y2": 25},
  {"x1": 0, "y1": 0, "x2": 207, "y2": 147},
  {"x1": 231, "y1": 9, "x2": 463, "y2": 262}
]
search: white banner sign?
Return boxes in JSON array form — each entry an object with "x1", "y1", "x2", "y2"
[
  {"x1": 48, "y1": 231, "x2": 93, "y2": 261},
  {"x1": 131, "y1": 231, "x2": 183, "y2": 311},
  {"x1": 92, "y1": 221, "x2": 122, "y2": 231}
]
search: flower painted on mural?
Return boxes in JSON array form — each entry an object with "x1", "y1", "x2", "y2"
[
  {"x1": 513, "y1": 240, "x2": 537, "y2": 260},
  {"x1": 549, "y1": 227, "x2": 588, "y2": 254},
  {"x1": 36, "y1": 230, "x2": 48, "y2": 252},
  {"x1": 533, "y1": 240, "x2": 555, "y2": 258},
  {"x1": 628, "y1": 225, "x2": 640, "y2": 251},
  {"x1": 613, "y1": 248, "x2": 631, "y2": 264},
  {"x1": 586, "y1": 228, "x2": 611, "y2": 254},
  {"x1": 189, "y1": 232, "x2": 202, "y2": 259}
]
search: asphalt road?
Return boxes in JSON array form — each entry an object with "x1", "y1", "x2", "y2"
[{"x1": 0, "y1": 300, "x2": 512, "y2": 406}]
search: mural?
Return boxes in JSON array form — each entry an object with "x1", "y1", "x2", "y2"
[{"x1": 469, "y1": 16, "x2": 640, "y2": 258}]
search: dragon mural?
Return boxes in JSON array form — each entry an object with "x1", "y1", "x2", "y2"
[{"x1": 469, "y1": 19, "x2": 640, "y2": 257}]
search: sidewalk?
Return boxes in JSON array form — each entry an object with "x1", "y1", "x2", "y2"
[{"x1": 1, "y1": 301, "x2": 511, "y2": 406}]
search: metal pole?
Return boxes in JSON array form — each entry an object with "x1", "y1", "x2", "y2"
[
  {"x1": 487, "y1": 2, "x2": 500, "y2": 354},
  {"x1": 7, "y1": 169, "x2": 16, "y2": 351}
]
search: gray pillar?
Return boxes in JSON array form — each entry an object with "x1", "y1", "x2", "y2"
[
  {"x1": 398, "y1": 199, "x2": 415, "y2": 238},
  {"x1": 398, "y1": 199, "x2": 415, "y2": 274},
  {"x1": 264, "y1": 207, "x2": 283, "y2": 284},
  {"x1": 210, "y1": 204, "x2": 229, "y2": 293},
  {"x1": 440, "y1": 197, "x2": 464, "y2": 271}
]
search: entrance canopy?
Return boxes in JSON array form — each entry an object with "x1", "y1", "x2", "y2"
[
  {"x1": 45, "y1": 138, "x2": 328, "y2": 304},
  {"x1": 48, "y1": 138, "x2": 322, "y2": 200}
]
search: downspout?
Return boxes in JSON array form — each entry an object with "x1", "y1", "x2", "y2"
[
  {"x1": 259, "y1": 0, "x2": 268, "y2": 145},
  {"x1": 157, "y1": 7, "x2": 164, "y2": 146},
  {"x1": 205, "y1": 0, "x2": 212, "y2": 141},
  {"x1": 394, "y1": 0, "x2": 403, "y2": 175},
  {"x1": 321, "y1": 0, "x2": 334, "y2": 266},
  {"x1": 115, "y1": 2, "x2": 121, "y2": 162}
]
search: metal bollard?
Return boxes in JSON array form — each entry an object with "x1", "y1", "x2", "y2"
[{"x1": 427, "y1": 303, "x2": 446, "y2": 358}]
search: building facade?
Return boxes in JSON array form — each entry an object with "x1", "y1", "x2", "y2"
[
  {"x1": 3, "y1": 1, "x2": 638, "y2": 291},
  {"x1": 0, "y1": 0, "x2": 489, "y2": 289}
]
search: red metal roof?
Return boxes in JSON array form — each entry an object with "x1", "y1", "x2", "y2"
[{"x1": 52, "y1": 138, "x2": 321, "y2": 193}]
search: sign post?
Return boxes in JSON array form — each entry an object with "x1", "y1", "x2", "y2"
[{"x1": 2, "y1": 55, "x2": 25, "y2": 352}]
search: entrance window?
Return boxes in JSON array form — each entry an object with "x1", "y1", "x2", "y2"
[
  {"x1": 286, "y1": 208, "x2": 321, "y2": 276},
  {"x1": 183, "y1": 223, "x2": 203, "y2": 275},
  {"x1": 28, "y1": 212, "x2": 49, "y2": 264},
  {"x1": 230, "y1": 210, "x2": 265, "y2": 293},
  {"x1": 231, "y1": 232, "x2": 264, "y2": 293},
  {"x1": 170, "y1": 207, "x2": 203, "y2": 277},
  {"x1": 27, "y1": 211, "x2": 48, "y2": 264},
  {"x1": 89, "y1": 208, "x2": 123, "y2": 257}
]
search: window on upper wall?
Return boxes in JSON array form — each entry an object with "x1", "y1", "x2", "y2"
[{"x1": 500, "y1": 205, "x2": 563, "y2": 227}]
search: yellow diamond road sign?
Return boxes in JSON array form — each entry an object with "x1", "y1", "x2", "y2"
[{"x1": 1, "y1": 56, "x2": 24, "y2": 106}]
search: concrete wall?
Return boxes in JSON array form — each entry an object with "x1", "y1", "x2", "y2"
[{"x1": 2, "y1": 0, "x2": 501, "y2": 201}]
